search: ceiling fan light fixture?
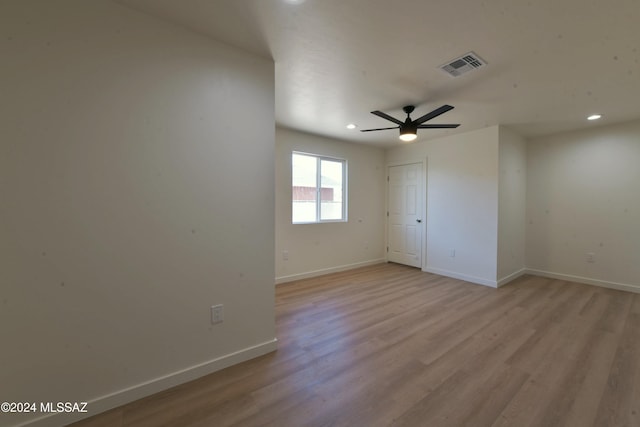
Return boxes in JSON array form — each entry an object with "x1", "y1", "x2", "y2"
[
  {"x1": 399, "y1": 130, "x2": 417, "y2": 142},
  {"x1": 360, "y1": 104, "x2": 459, "y2": 142}
]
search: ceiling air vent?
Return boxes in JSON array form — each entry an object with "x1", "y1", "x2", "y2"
[{"x1": 439, "y1": 52, "x2": 487, "y2": 77}]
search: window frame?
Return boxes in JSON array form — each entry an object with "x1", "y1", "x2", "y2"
[{"x1": 291, "y1": 151, "x2": 348, "y2": 224}]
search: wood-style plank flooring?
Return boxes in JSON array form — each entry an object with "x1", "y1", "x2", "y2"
[{"x1": 71, "y1": 263, "x2": 640, "y2": 427}]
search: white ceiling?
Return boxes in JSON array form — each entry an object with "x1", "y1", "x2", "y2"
[{"x1": 117, "y1": 0, "x2": 640, "y2": 148}]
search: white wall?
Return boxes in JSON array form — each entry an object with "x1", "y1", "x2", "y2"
[
  {"x1": 275, "y1": 127, "x2": 386, "y2": 282},
  {"x1": 0, "y1": 1, "x2": 276, "y2": 426},
  {"x1": 386, "y1": 126, "x2": 500, "y2": 286},
  {"x1": 497, "y1": 127, "x2": 527, "y2": 284},
  {"x1": 526, "y1": 119, "x2": 640, "y2": 292}
]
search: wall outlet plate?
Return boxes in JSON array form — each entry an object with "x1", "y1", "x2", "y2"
[{"x1": 211, "y1": 304, "x2": 224, "y2": 324}]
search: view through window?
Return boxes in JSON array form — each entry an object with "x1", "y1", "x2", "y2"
[{"x1": 292, "y1": 152, "x2": 346, "y2": 223}]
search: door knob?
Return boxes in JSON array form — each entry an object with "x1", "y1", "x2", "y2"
[{"x1": 416, "y1": 219, "x2": 422, "y2": 223}]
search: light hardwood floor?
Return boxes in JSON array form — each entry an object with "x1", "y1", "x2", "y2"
[{"x1": 71, "y1": 263, "x2": 640, "y2": 427}]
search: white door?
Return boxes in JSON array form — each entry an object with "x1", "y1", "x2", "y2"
[{"x1": 388, "y1": 163, "x2": 423, "y2": 267}]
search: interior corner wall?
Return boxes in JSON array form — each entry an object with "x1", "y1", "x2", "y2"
[
  {"x1": 526, "y1": 119, "x2": 640, "y2": 292},
  {"x1": 386, "y1": 126, "x2": 500, "y2": 287},
  {"x1": 497, "y1": 127, "x2": 527, "y2": 284},
  {"x1": 0, "y1": 1, "x2": 276, "y2": 426},
  {"x1": 275, "y1": 127, "x2": 386, "y2": 283}
]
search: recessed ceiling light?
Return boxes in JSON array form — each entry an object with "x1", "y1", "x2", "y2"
[
  {"x1": 587, "y1": 114, "x2": 602, "y2": 121},
  {"x1": 346, "y1": 124, "x2": 357, "y2": 129}
]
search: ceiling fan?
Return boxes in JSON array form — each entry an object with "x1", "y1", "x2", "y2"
[{"x1": 360, "y1": 105, "x2": 460, "y2": 141}]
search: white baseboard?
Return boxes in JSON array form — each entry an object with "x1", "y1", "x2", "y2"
[
  {"x1": 525, "y1": 269, "x2": 640, "y2": 294},
  {"x1": 275, "y1": 258, "x2": 386, "y2": 285},
  {"x1": 18, "y1": 338, "x2": 278, "y2": 427},
  {"x1": 278, "y1": 260, "x2": 639, "y2": 296},
  {"x1": 423, "y1": 266, "x2": 497, "y2": 288},
  {"x1": 497, "y1": 268, "x2": 527, "y2": 287}
]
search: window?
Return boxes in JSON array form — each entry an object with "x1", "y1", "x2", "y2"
[{"x1": 292, "y1": 152, "x2": 347, "y2": 224}]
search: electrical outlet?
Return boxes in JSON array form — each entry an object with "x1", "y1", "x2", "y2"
[
  {"x1": 586, "y1": 252, "x2": 595, "y2": 263},
  {"x1": 211, "y1": 304, "x2": 224, "y2": 324},
  {"x1": 450, "y1": 249, "x2": 456, "y2": 257},
  {"x1": 282, "y1": 250, "x2": 289, "y2": 261}
]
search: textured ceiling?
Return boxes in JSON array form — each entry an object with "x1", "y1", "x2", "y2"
[{"x1": 117, "y1": 0, "x2": 640, "y2": 147}]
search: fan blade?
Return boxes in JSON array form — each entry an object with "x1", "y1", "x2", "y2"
[
  {"x1": 417, "y1": 124, "x2": 460, "y2": 129},
  {"x1": 413, "y1": 105, "x2": 454, "y2": 125},
  {"x1": 360, "y1": 126, "x2": 399, "y2": 132},
  {"x1": 371, "y1": 111, "x2": 404, "y2": 125}
]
